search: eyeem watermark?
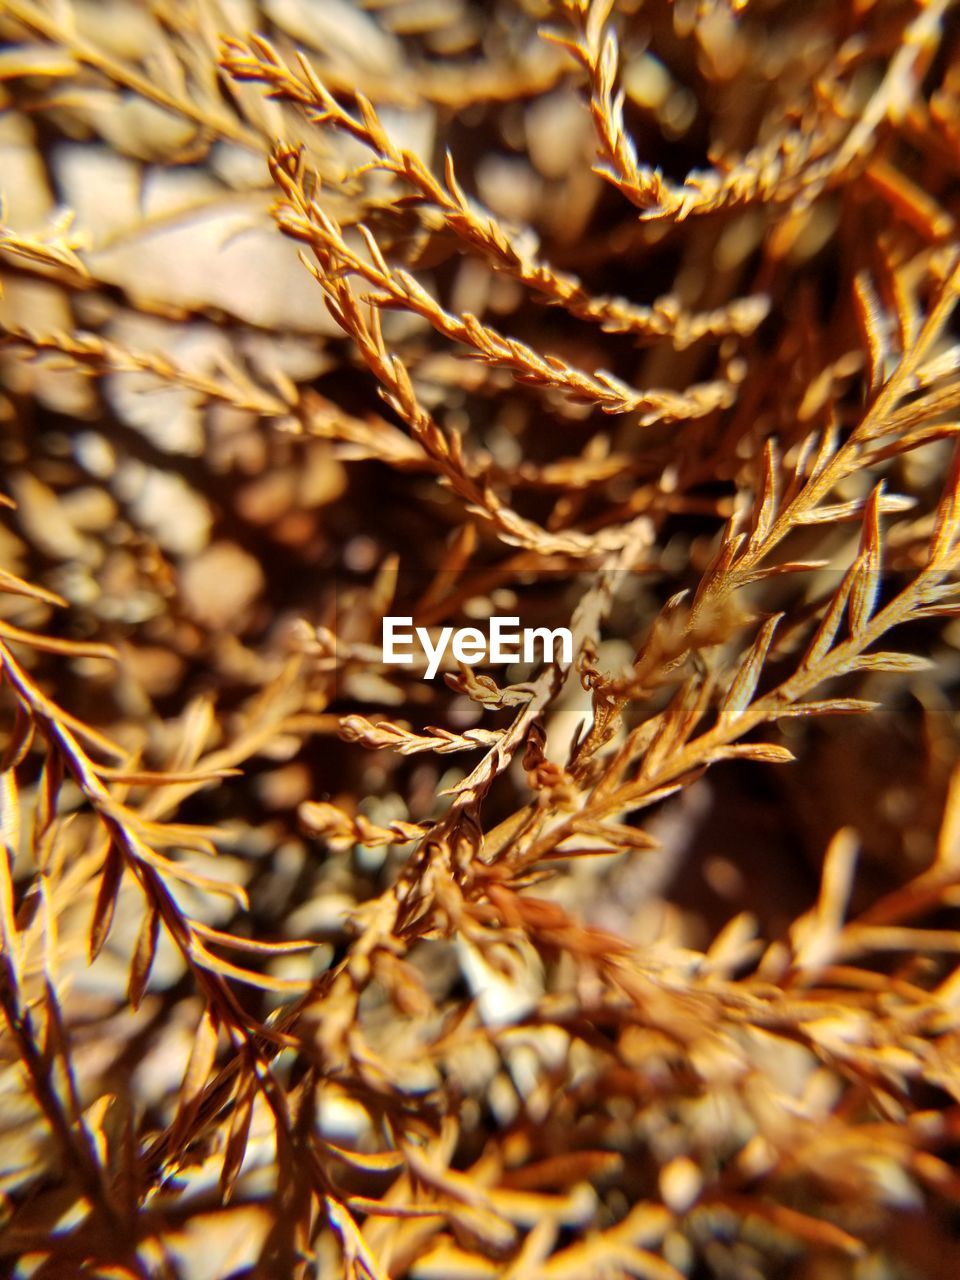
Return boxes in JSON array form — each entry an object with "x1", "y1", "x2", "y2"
[{"x1": 383, "y1": 616, "x2": 573, "y2": 679}]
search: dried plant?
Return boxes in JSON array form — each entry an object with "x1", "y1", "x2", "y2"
[{"x1": 1, "y1": 0, "x2": 960, "y2": 1277}]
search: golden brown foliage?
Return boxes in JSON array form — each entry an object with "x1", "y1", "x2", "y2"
[{"x1": 1, "y1": 0, "x2": 960, "y2": 1277}]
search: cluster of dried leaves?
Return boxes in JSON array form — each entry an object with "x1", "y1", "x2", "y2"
[{"x1": 2, "y1": 0, "x2": 960, "y2": 1275}]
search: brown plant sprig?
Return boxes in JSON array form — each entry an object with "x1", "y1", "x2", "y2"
[{"x1": 3, "y1": 0, "x2": 960, "y2": 1277}]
